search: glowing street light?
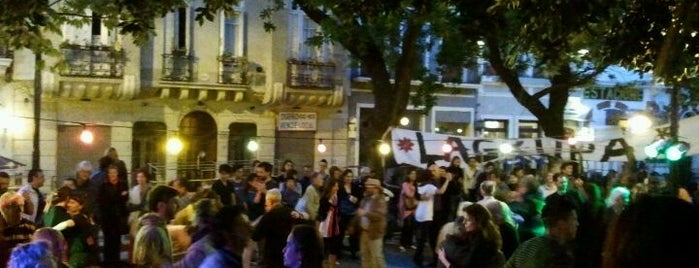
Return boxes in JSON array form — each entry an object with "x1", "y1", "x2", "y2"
[
  {"x1": 442, "y1": 143, "x2": 453, "y2": 153},
  {"x1": 166, "y1": 137, "x2": 183, "y2": 155},
  {"x1": 79, "y1": 129, "x2": 94, "y2": 144},
  {"x1": 317, "y1": 139, "x2": 327, "y2": 153},
  {"x1": 246, "y1": 140, "x2": 259, "y2": 152},
  {"x1": 627, "y1": 114, "x2": 652, "y2": 134},
  {"x1": 499, "y1": 143, "x2": 514, "y2": 154},
  {"x1": 378, "y1": 142, "x2": 391, "y2": 155},
  {"x1": 399, "y1": 117, "x2": 410, "y2": 126}
]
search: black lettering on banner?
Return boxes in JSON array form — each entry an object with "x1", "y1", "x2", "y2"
[
  {"x1": 535, "y1": 139, "x2": 545, "y2": 154},
  {"x1": 473, "y1": 139, "x2": 497, "y2": 156},
  {"x1": 417, "y1": 132, "x2": 443, "y2": 165},
  {"x1": 600, "y1": 138, "x2": 631, "y2": 162},
  {"x1": 554, "y1": 140, "x2": 563, "y2": 159},
  {"x1": 446, "y1": 137, "x2": 470, "y2": 160}
]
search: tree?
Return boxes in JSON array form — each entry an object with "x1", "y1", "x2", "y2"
[
  {"x1": 447, "y1": 0, "x2": 623, "y2": 139},
  {"x1": 0, "y1": 0, "x2": 240, "y2": 169},
  {"x1": 262, "y1": 0, "x2": 445, "y2": 174},
  {"x1": 599, "y1": 0, "x2": 699, "y2": 187}
]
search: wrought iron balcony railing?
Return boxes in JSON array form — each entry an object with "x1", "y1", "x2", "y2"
[
  {"x1": 287, "y1": 59, "x2": 336, "y2": 88},
  {"x1": 60, "y1": 44, "x2": 125, "y2": 78},
  {"x1": 162, "y1": 52, "x2": 198, "y2": 82},
  {"x1": 218, "y1": 56, "x2": 248, "y2": 85}
]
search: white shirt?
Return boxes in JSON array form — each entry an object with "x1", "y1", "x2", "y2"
[
  {"x1": 18, "y1": 184, "x2": 42, "y2": 223},
  {"x1": 463, "y1": 165, "x2": 481, "y2": 193},
  {"x1": 415, "y1": 184, "x2": 438, "y2": 222},
  {"x1": 539, "y1": 184, "x2": 558, "y2": 198}
]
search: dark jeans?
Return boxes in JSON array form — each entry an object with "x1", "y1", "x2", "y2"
[
  {"x1": 400, "y1": 214, "x2": 416, "y2": 248},
  {"x1": 339, "y1": 214, "x2": 359, "y2": 255},
  {"x1": 102, "y1": 225, "x2": 121, "y2": 265},
  {"x1": 413, "y1": 220, "x2": 435, "y2": 263}
]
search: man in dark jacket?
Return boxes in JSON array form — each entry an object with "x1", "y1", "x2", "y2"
[{"x1": 252, "y1": 189, "x2": 301, "y2": 268}]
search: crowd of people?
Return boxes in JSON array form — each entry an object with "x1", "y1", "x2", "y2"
[{"x1": 1, "y1": 150, "x2": 699, "y2": 268}]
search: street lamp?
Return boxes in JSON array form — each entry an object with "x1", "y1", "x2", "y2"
[
  {"x1": 399, "y1": 117, "x2": 410, "y2": 126},
  {"x1": 317, "y1": 139, "x2": 327, "y2": 153},
  {"x1": 246, "y1": 140, "x2": 259, "y2": 152},
  {"x1": 627, "y1": 114, "x2": 652, "y2": 134},
  {"x1": 499, "y1": 143, "x2": 514, "y2": 154},
  {"x1": 378, "y1": 142, "x2": 391, "y2": 155},
  {"x1": 79, "y1": 127, "x2": 94, "y2": 144},
  {"x1": 166, "y1": 137, "x2": 183, "y2": 155}
]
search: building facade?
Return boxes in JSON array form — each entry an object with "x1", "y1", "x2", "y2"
[{"x1": 0, "y1": 0, "x2": 350, "y2": 187}]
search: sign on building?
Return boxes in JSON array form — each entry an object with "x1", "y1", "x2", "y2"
[{"x1": 278, "y1": 112, "x2": 317, "y2": 131}]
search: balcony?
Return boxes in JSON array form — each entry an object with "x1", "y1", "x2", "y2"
[
  {"x1": 162, "y1": 52, "x2": 198, "y2": 82},
  {"x1": 287, "y1": 59, "x2": 336, "y2": 89},
  {"x1": 218, "y1": 56, "x2": 248, "y2": 85},
  {"x1": 60, "y1": 44, "x2": 125, "y2": 78}
]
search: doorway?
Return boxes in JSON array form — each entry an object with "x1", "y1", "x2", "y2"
[{"x1": 178, "y1": 111, "x2": 217, "y2": 181}]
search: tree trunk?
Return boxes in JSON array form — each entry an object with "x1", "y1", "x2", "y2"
[{"x1": 32, "y1": 52, "x2": 41, "y2": 169}]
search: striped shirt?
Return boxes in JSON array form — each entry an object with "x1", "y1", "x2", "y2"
[{"x1": 505, "y1": 235, "x2": 574, "y2": 268}]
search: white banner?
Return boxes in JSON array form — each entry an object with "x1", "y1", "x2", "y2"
[{"x1": 391, "y1": 116, "x2": 699, "y2": 168}]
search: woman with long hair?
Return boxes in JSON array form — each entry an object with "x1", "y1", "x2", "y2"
[
  {"x1": 318, "y1": 178, "x2": 341, "y2": 268},
  {"x1": 337, "y1": 169, "x2": 361, "y2": 258},
  {"x1": 283, "y1": 224, "x2": 324, "y2": 268},
  {"x1": 437, "y1": 203, "x2": 504, "y2": 268}
]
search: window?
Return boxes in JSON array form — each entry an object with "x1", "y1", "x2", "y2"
[
  {"x1": 223, "y1": 11, "x2": 244, "y2": 56},
  {"x1": 175, "y1": 8, "x2": 187, "y2": 50},
  {"x1": 481, "y1": 119, "x2": 508, "y2": 138},
  {"x1": 62, "y1": 10, "x2": 114, "y2": 45},
  {"x1": 518, "y1": 120, "x2": 541, "y2": 138},
  {"x1": 289, "y1": 13, "x2": 332, "y2": 61},
  {"x1": 433, "y1": 110, "x2": 473, "y2": 136}
]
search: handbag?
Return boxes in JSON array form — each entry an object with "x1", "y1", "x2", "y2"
[{"x1": 403, "y1": 194, "x2": 418, "y2": 210}]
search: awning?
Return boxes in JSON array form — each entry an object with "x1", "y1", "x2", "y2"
[{"x1": 0, "y1": 156, "x2": 26, "y2": 170}]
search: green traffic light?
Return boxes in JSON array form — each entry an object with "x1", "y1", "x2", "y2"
[{"x1": 666, "y1": 143, "x2": 688, "y2": 161}]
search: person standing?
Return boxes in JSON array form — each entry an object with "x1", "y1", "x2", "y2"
[
  {"x1": 53, "y1": 192, "x2": 100, "y2": 267},
  {"x1": 505, "y1": 195, "x2": 578, "y2": 268},
  {"x1": 338, "y1": 169, "x2": 361, "y2": 258},
  {"x1": 18, "y1": 169, "x2": 45, "y2": 226},
  {"x1": 128, "y1": 169, "x2": 152, "y2": 237},
  {"x1": 98, "y1": 164, "x2": 129, "y2": 267},
  {"x1": 413, "y1": 167, "x2": 451, "y2": 267},
  {"x1": 104, "y1": 147, "x2": 128, "y2": 185},
  {"x1": 252, "y1": 189, "x2": 299, "y2": 268},
  {"x1": 318, "y1": 178, "x2": 341, "y2": 268},
  {"x1": 283, "y1": 224, "x2": 324, "y2": 268},
  {"x1": 212, "y1": 164, "x2": 237, "y2": 206},
  {"x1": 0, "y1": 191, "x2": 37, "y2": 266},
  {"x1": 463, "y1": 157, "x2": 481, "y2": 201},
  {"x1": 357, "y1": 179, "x2": 387, "y2": 268},
  {"x1": 132, "y1": 185, "x2": 181, "y2": 267},
  {"x1": 398, "y1": 168, "x2": 418, "y2": 252}
]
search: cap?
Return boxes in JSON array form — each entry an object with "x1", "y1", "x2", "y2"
[{"x1": 365, "y1": 179, "x2": 381, "y2": 188}]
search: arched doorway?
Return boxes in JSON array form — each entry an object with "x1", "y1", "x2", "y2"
[{"x1": 179, "y1": 111, "x2": 217, "y2": 181}]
